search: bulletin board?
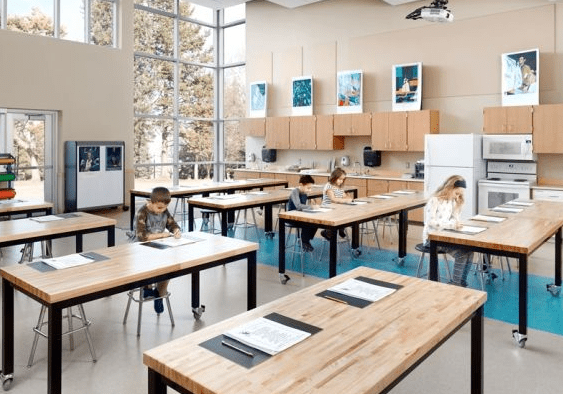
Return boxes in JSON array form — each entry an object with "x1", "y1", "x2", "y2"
[{"x1": 65, "y1": 141, "x2": 124, "y2": 211}]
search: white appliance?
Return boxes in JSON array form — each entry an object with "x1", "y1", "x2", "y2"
[
  {"x1": 424, "y1": 134, "x2": 485, "y2": 219},
  {"x1": 478, "y1": 161, "x2": 536, "y2": 213},
  {"x1": 482, "y1": 134, "x2": 536, "y2": 161}
]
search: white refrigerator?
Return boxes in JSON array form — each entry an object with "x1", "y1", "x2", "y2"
[{"x1": 424, "y1": 134, "x2": 485, "y2": 219}]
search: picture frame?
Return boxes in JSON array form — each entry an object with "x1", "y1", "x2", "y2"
[
  {"x1": 78, "y1": 146, "x2": 100, "y2": 172},
  {"x1": 501, "y1": 48, "x2": 539, "y2": 107},
  {"x1": 292, "y1": 76, "x2": 313, "y2": 116},
  {"x1": 106, "y1": 146, "x2": 122, "y2": 171},
  {"x1": 337, "y1": 70, "x2": 363, "y2": 114},
  {"x1": 392, "y1": 62, "x2": 422, "y2": 111},
  {"x1": 249, "y1": 81, "x2": 267, "y2": 117}
]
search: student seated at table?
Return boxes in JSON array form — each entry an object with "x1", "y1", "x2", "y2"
[
  {"x1": 321, "y1": 167, "x2": 353, "y2": 240},
  {"x1": 422, "y1": 175, "x2": 474, "y2": 287},
  {"x1": 287, "y1": 175, "x2": 319, "y2": 252},
  {"x1": 132, "y1": 187, "x2": 181, "y2": 313}
]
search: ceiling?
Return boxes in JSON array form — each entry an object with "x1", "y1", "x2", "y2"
[{"x1": 190, "y1": 0, "x2": 420, "y2": 10}]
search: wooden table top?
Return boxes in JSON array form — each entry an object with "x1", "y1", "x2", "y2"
[
  {"x1": 278, "y1": 191, "x2": 427, "y2": 227},
  {"x1": 0, "y1": 199, "x2": 53, "y2": 214},
  {"x1": 0, "y1": 232, "x2": 258, "y2": 304},
  {"x1": 131, "y1": 178, "x2": 288, "y2": 197},
  {"x1": 0, "y1": 212, "x2": 115, "y2": 244},
  {"x1": 187, "y1": 185, "x2": 357, "y2": 210},
  {"x1": 429, "y1": 203, "x2": 563, "y2": 255},
  {"x1": 143, "y1": 267, "x2": 486, "y2": 394}
]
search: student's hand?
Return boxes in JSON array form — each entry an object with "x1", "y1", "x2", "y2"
[
  {"x1": 173, "y1": 229, "x2": 182, "y2": 239},
  {"x1": 455, "y1": 222, "x2": 463, "y2": 230},
  {"x1": 310, "y1": 204, "x2": 319, "y2": 209}
]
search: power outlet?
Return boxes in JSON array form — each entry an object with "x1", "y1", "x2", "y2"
[{"x1": 406, "y1": 162, "x2": 411, "y2": 169}]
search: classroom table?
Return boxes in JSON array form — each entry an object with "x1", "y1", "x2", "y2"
[
  {"x1": 0, "y1": 199, "x2": 53, "y2": 219},
  {"x1": 0, "y1": 211, "x2": 116, "y2": 255},
  {"x1": 278, "y1": 191, "x2": 427, "y2": 281},
  {"x1": 186, "y1": 185, "x2": 358, "y2": 237},
  {"x1": 129, "y1": 178, "x2": 289, "y2": 229},
  {"x1": 0, "y1": 232, "x2": 258, "y2": 393},
  {"x1": 428, "y1": 199, "x2": 563, "y2": 348},
  {"x1": 143, "y1": 266, "x2": 486, "y2": 394}
]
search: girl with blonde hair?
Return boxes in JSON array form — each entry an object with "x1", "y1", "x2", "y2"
[{"x1": 422, "y1": 175, "x2": 474, "y2": 287}]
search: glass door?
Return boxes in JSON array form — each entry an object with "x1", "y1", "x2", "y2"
[{"x1": 0, "y1": 110, "x2": 57, "y2": 206}]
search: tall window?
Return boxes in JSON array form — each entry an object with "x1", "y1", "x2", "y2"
[
  {"x1": 133, "y1": 1, "x2": 246, "y2": 187},
  {"x1": 0, "y1": 0, "x2": 118, "y2": 47}
]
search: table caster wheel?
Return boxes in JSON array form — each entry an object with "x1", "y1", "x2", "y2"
[
  {"x1": 352, "y1": 249, "x2": 362, "y2": 258},
  {"x1": 393, "y1": 257, "x2": 405, "y2": 267},
  {"x1": 279, "y1": 273, "x2": 290, "y2": 285},
  {"x1": 546, "y1": 284, "x2": 561, "y2": 297},
  {"x1": 265, "y1": 232, "x2": 275, "y2": 240},
  {"x1": 1, "y1": 373, "x2": 13, "y2": 391},
  {"x1": 512, "y1": 329, "x2": 527, "y2": 348},
  {"x1": 192, "y1": 305, "x2": 205, "y2": 320}
]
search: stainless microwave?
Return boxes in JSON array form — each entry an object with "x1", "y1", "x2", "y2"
[{"x1": 482, "y1": 134, "x2": 536, "y2": 161}]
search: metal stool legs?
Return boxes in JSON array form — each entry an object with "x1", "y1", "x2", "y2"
[
  {"x1": 285, "y1": 226, "x2": 313, "y2": 276},
  {"x1": 234, "y1": 208, "x2": 260, "y2": 240},
  {"x1": 123, "y1": 287, "x2": 175, "y2": 336},
  {"x1": 27, "y1": 304, "x2": 97, "y2": 367}
]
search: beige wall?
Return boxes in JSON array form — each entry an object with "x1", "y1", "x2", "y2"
[
  {"x1": 0, "y1": 2, "x2": 134, "y2": 211},
  {"x1": 246, "y1": 0, "x2": 563, "y2": 181}
]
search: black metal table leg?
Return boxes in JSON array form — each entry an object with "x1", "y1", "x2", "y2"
[
  {"x1": 148, "y1": 369, "x2": 167, "y2": 394},
  {"x1": 188, "y1": 204, "x2": 195, "y2": 232},
  {"x1": 221, "y1": 211, "x2": 228, "y2": 237},
  {"x1": 471, "y1": 306, "x2": 484, "y2": 394},
  {"x1": 247, "y1": 251, "x2": 257, "y2": 310},
  {"x1": 556, "y1": 227, "x2": 562, "y2": 287},
  {"x1": 47, "y1": 305, "x2": 63, "y2": 394},
  {"x1": 329, "y1": 231, "x2": 337, "y2": 278},
  {"x1": 1, "y1": 279, "x2": 14, "y2": 389},
  {"x1": 108, "y1": 227, "x2": 115, "y2": 247},
  {"x1": 429, "y1": 241, "x2": 439, "y2": 281},
  {"x1": 398, "y1": 210, "x2": 407, "y2": 258},
  {"x1": 130, "y1": 193, "x2": 136, "y2": 230},
  {"x1": 76, "y1": 233, "x2": 83, "y2": 253}
]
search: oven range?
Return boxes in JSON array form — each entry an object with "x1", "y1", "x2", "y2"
[{"x1": 478, "y1": 161, "x2": 537, "y2": 214}]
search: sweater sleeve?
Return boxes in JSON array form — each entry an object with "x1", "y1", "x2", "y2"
[
  {"x1": 135, "y1": 206, "x2": 150, "y2": 241},
  {"x1": 289, "y1": 188, "x2": 308, "y2": 211},
  {"x1": 165, "y1": 210, "x2": 181, "y2": 234}
]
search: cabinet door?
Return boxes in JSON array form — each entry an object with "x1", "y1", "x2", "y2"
[
  {"x1": 345, "y1": 178, "x2": 367, "y2": 198},
  {"x1": 388, "y1": 112, "x2": 408, "y2": 151},
  {"x1": 505, "y1": 106, "x2": 533, "y2": 134},
  {"x1": 367, "y1": 179, "x2": 388, "y2": 196},
  {"x1": 334, "y1": 113, "x2": 371, "y2": 136},
  {"x1": 240, "y1": 118, "x2": 265, "y2": 137},
  {"x1": 388, "y1": 180, "x2": 407, "y2": 192},
  {"x1": 533, "y1": 104, "x2": 563, "y2": 153},
  {"x1": 334, "y1": 114, "x2": 354, "y2": 136},
  {"x1": 290, "y1": 116, "x2": 316, "y2": 150},
  {"x1": 483, "y1": 107, "x2": 505, "y2": 134},
  {"x1": 407, "y1": 110, "x2": 439, "y2": 152},
  {"x1": 371, "y1": 112, "x2": 389, "y2": 150},
  {"x1": 406, "y1": 181, "x2": 424, "y2": 222},
  {"x1": 316, "y1": 115, "x2": 344, "y2": 150},
  {"x1": 234, "y1": 170, "x2": 261, "y2": 180},
  {"x1": 265, "y1": 117, "x2": 290, "y2": 149}
]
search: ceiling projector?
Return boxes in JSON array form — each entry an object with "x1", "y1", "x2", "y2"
[{"x1": 406, "y1": 0, "x2": 454, "y2": 22}]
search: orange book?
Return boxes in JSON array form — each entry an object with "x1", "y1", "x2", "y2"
[{"x1": 0, "y1": 189, "x2": 16, "y2": 199}]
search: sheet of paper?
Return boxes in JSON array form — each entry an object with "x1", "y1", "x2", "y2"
[
  {"x1": 449, "y1": 225, "x2": 487, "y2": 235},
  {"x1": 492, "y1": 206, "x2": 523, "y2": 213},
  {"x1": 391, "y1": 190, "x2": 416, "y2": 195},
  {"x1": 248, "y1": 191, "x2": 268, "y2": 195},
  {"x1": 210, "y1": 194, "x2": 241, "y2": 200},
  {"x1": 470, "y1": 214, "x2": 507, "y2": 223},
  {"x1": 370, "y1": 194, "x2": 395, "y2": 199},
  {"x1": 347, "y1": 201, "x2": 368, "y2": 205},
  {"x1": 328, "y1": 278, "x2": 397, "y2": 302},
  {"x1": 42, "y1": 253, "x2": 95, "y2": 270},
  {"x1": 31, "y1": 215, "x2": 65, "y2": 222},
  {"x1": 0, "y1": 199, "x2": 22, "y2": 204},
  {"x1": 505, "y1": 200, "x2": 534, "y2": 206},
  {"x1": 224, "y1": 317, "x2": 311, "y2": 356},
  {"x1": 303, "y1": 207, "x2": 332, "y2": 213},
  {"x1": 149, "y1": 235, "x2": 202, "y2": 248}
]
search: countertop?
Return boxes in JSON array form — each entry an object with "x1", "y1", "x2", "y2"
[{"x1": 236, "y1": 168, "x2": 424, "y2": 183}]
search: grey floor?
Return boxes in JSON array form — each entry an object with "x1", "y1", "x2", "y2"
[{"x1": 1, "y1": 207, "x2": 563, "y2": 393}]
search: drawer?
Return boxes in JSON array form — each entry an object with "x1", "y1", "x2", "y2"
[{"x1": 533, "y1": 189, "x2": 563, "y2": 201}]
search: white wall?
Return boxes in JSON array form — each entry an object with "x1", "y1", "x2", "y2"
[{"x1": 0, "y1": 2, "x2": 134, "y2": 211}]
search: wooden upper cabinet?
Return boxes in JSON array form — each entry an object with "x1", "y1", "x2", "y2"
[
  {"x1": 334, "y1": 113, "x2": 371, "y2": 136},
  {"x1": 533, "y1": 104, "x2": 563, "y2": 153},
  {"x1": 407, "y1": 110, "x2": 439, "y2": 151},
  {"x1": 265, "y1": 116, "x2": 290, "y2": 149},
  {"x1": 316, "y1": 115, "x2": 344, "y2": 151},
  {"x1": 371, "y1": 111, "x2": 407, "y2": 151},
  {"x1": 483, "y1": 106, "x2": 533, "y2": 134},
  {"x1": 289, "y1": 116, "x2": 316, "y2": 150},
  {"x1": 240, "y1": 118, "x2": 266, "y2": 137}
]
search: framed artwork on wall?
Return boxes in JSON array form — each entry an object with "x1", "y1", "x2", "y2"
[
  {"x1": 502, "y1": 48, "x2": 539, "y2": 106},
  {"x1": 392, "y1": 62, "x2": 422, "y2": 111},
  {"x1": 337, "y1": 70, "x2": 363, "y2": 114},
  {"x1": 78, "y1": 146, "x2": 100, "y2": 172},
  {"x1": 249, "y1": 81, "x2": 267, "y2": 117},
  {"x1": 292, "y1": 76, "x2": 313, "y2": 116},
  {"x1": 106, "y1": 146, "x2": 122, "y2": 171}
]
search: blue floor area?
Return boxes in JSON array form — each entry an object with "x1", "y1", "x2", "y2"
[{"x1": 236, "y1": 229, "x2": 563, "y2": 337}]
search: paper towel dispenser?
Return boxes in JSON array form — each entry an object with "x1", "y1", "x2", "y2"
[
  {"x1": 363, "y1": 147, "x2": 381, "y2": 167},
  {"x1": 261, "y1": 148, "x2": 277, "y2": 163}
]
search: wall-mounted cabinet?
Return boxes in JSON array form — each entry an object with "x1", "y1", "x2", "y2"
[
  {"x1": 532, "y1": 104, "x2": 563, "y2": 153},
  {"x1": 315, "y1": 115, "x2": 344, "y2": 151},
  {"x1": 240, "y1": 118, "x2": 266, "y2": 137},
  {"x1": 265, "y1": 116, "x2": 290, "y2": 149},
  {"x1": 407, "y1": 110, "x2": 439, "y2": 152},
  {"x1": 483, "y1": 106, "x2": 533, "y2": 134},
  {"x1": 289, "y1": 116, "x2": 316, "y2": 150},
  {"x1": 334, "y1": 113, "x2": 371, "y2": 136},
  {"x1": 371, "y1": 112, "x2": 408, "y2": 151}
]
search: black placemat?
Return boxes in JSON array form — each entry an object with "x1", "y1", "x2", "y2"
[
  {"x1": 316, "y1": 276, "x2": 402, "y2": 308},
  {"x1": 28, "y1": 252, "x2": 110, "y2": 272},
  {"x1": 199, "y1": 313, "x2": 322, "y2": 369}
]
